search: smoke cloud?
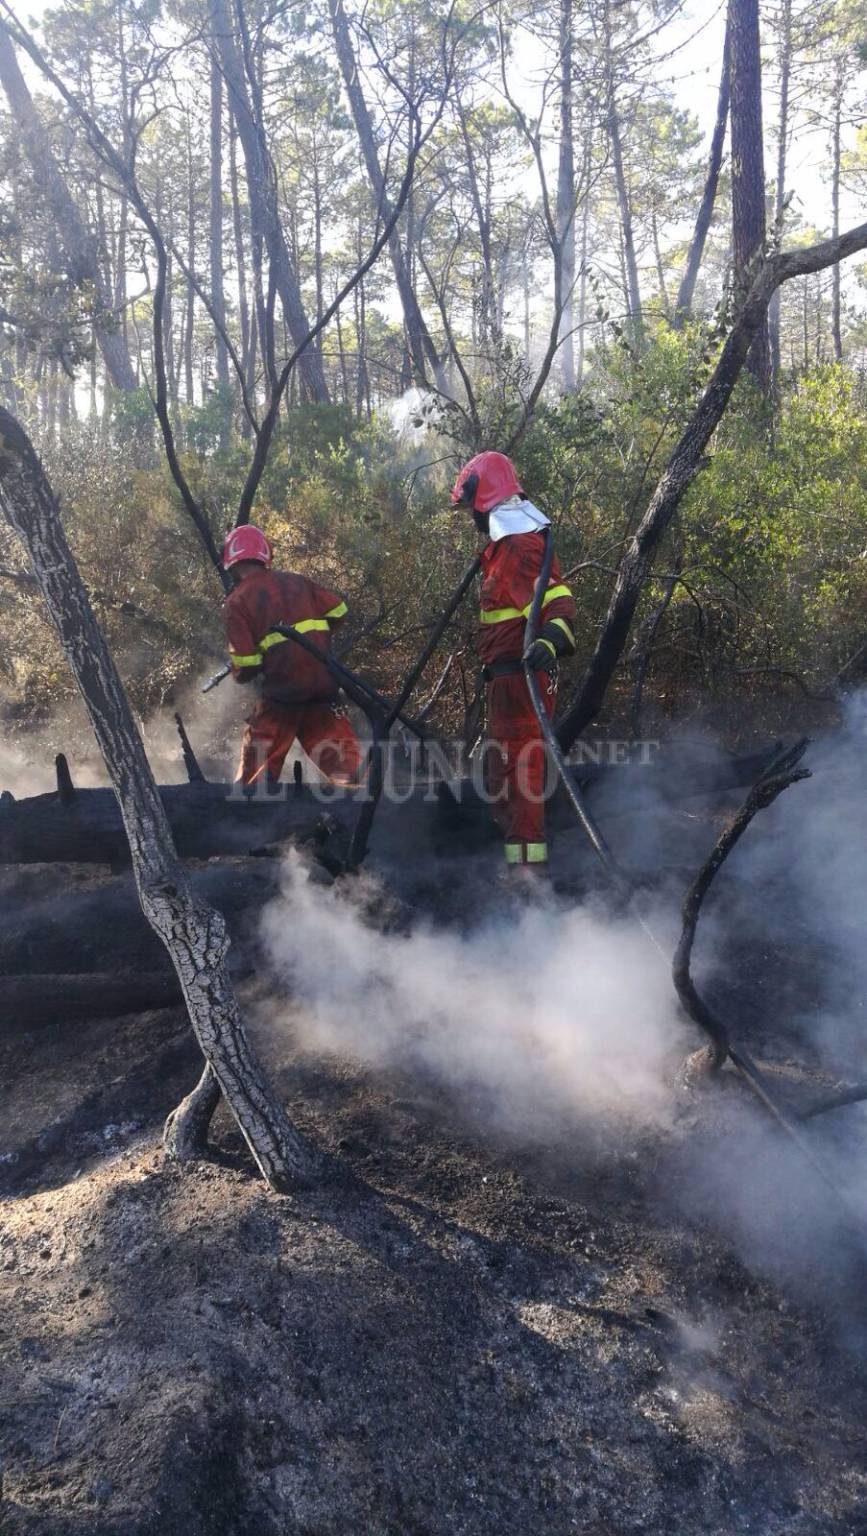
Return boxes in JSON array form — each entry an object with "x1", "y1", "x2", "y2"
[
  {"x1": 257, "y1": 700, "x2": 867, "y2": 1307},
  {"x1": 261, "y1": 855, "x2": 689, "y2": 1144}
]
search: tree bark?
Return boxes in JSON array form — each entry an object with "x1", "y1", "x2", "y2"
[
  {"x1": 768, "y1": 0, "x2": 791, "y2": 384},
  {"x1": 604, "y1": 3, "x2": 642, "y2": 343},
  {"x1": 556, "y1": 218, "x2": 867, "y2": 751},
  {"x1": 210, "y1": 54, "x2": 230, "y2": 394},
  {"x1": 557, "y1": 0, "x2": 576, "y2": 388},
  {"x1": 0, "y1": 26, "x2": 137, "y2": 392},
  {"x1": 729, "y1": 0, "x2": 770, "y2": 391},
  {"x1": 674, "y1": 19, "x2": 731, "y2": 328},
  {"x1": 211, "y1": 0, "x2": 329, "y2": 403},
  {"x1": 831, "y1": 63, "x2": 843, "y2": 362},
  {"x1": 0, "y1": 409, "x2": 318, "y2": 1192},
  {"x1": 328, "y1": 0, "x2": 440, "y2": 384}
]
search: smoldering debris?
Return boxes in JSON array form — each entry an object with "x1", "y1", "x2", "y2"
[{"x1": 260, "y1": 855, "x2": 689, "y2": 1143}]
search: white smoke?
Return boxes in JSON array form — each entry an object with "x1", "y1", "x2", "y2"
[{"x1": 260, "y1": 855, "x2": 690, "y2": 1144}]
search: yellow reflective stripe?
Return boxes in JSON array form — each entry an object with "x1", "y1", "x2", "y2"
[
  {"x1": 536, "y1": 639, "x2": 556, "y2": 660},
  {"x1": 504, "y1": 841, "x2": 549, "y2": 864},
  {"x1": 480, "y1": 584, "x2": 574, "y2": 625},
  {"x1": 325, "y1": 601, "x2": 348, "y2": 620},
  {"x1": 292, "y1": 618, "x2": 330, "y2": 634},
  {"x1": 540, "y1": 584, "x2": 572, "y2": 607},
  {"x1": 481, "y1": 605, "x2": 524, "y2": 624},
  {"x1": 549, "y1": 616, "x2": 575, "y2": 648},
  {"x1": 259, "y1": 620, "x2": 330, "y2": 654},
  {"x1": 229, "y1": 651, "x2": 263, "y2": 667}
]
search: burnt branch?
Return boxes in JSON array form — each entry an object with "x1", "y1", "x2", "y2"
[{"x1": 672, "y1": 740, "x2": 812, "y2": 1070}]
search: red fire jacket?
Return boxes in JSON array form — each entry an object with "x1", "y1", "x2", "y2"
[
  {"x1": 224, "y1": 567, "x2": 349, "y2": 705},
  {"x1": 477, "y1": 531, "x2": 575, "y2": 665}
]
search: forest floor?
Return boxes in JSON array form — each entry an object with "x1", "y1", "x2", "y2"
[{"x1": 2, "y1": 780, "x2": 867, "y2": 1535}]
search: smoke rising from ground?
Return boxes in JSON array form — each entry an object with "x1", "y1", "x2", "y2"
[
  {"x1": 261, "y1": 856, "x2": 689, "y2": 1143},
  {"x1": 258, "y1": 699, "x2": 867, "y2": 1307}
]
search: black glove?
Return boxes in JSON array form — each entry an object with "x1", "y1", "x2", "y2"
[{"x1": 524, "y1": 637, "x2": 559, "y2": 673}]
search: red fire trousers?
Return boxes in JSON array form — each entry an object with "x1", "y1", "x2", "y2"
[
  {"x1": 485, "y1": 671, "x2": 556, "y2": 864},
  {"x1": 237, "y1": 697, "x2": 362, "y2": 787}
]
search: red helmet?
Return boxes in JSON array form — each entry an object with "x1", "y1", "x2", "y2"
[
  {"x1": 222, "y1": 524, "x2": 272, "y2": 570},
  {"x1": 450, "y1": 451, "x2": 523, "y2": 514}
]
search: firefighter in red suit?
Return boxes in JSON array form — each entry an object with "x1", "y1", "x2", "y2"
[
  {"x1": 451, "y1": 452, "x2": 576, "y2": 871},
  {"x1": 221, "y1": 524, "x2": 362, "y2": 787}
]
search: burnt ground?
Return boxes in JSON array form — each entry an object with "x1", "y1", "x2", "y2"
[{"x1": 3, "y1": 793, "x2": 867, "y2": 1535}]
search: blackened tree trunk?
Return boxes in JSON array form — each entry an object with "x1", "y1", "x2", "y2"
[
  {"x1": 674, "y1": 20, "x2": 731, "y2": 328},
  {"x1": 729, "y1": 0, "x2": 770, "y2": 391},
  {"x1": 211, "y1": 0, "x2": 329, "y2": 403},
  {"x1": 0, "y1": 26, "x2": 137, "y2": 392},
  {"x1": 0, "y1": 409, "x2": 318, "y2": 1193}
]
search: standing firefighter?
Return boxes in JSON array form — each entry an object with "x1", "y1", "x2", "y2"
[
  {"x1": 222, "y1": 525, "x2": 362, "y2": 788},
  {"x1": 451, "y1": 452, "x2": 576, "y2": 872}
]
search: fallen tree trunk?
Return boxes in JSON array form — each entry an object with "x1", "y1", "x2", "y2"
[
  {"x1": 0, "y1": 971, "x2": 183, "y2": 1026},
  {"x1": 0, "y1": 749, "x2": 783, "y2": 866},
  {"x1": 0, "y1": 859, "x2": 279, "y2": 976},
  {"x1": 0, "y1": 407, "x2": 317, "y2": 1192}
]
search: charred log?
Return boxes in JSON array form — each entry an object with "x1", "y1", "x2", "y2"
[
  {"x1": 0, "y1": 970, "x2": 183, "y2": 1026},
  {"x1": 0, "y1": 859, "x2": 279, "y2": 978},
  {"x1": 0, "y1": 749, "x2": 784, "y2": 867}
]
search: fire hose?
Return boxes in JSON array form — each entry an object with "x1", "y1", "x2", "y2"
[{"x1": 523, "y1": 528, "x2": 866, "y2": 1238}]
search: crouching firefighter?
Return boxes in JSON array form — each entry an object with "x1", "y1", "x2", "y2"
[
  {"x1": 451, "y1": 452, "x2": 576, "y2": 873},
  {"x1": 222, "y1": 524, "x2": 362, "y2": 788}
]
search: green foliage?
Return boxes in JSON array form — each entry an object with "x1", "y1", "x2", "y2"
[{"x1": 8, "y1": 347, "x2": 867, "y2": 742}]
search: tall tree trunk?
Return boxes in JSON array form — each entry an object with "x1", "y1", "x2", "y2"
[
  {"x1": 652, "y1": 212, "x2": 670, "y2": 318},
  {"x1": 0, "y1": 25, "x2": 136, "y2": 392},
  {"x1": 674, "y1": 19, "x2": 731, "y2": 328},
  {"x1": 210, "y1": 54, "x2": 230, "y2": 393},
  {"x1": 312, "y1": 154, "x2": 324, "y2": 368},
  {"x1": 327, "y1": 0, "x2": 440, "y2": 384},
  {"x1": 557, "y1": 0, "x2": 576, "y2": 389},
  {"x1": 576, "y1": 166, "x2": 589, "y2": 384},
  {"x1": 455, "y1": 92, "x2": 497, "y2": 347},
  {"x1": 729, "y1": 0, "x2": 771, "y2": 392},
  {"x1": 831, "y1": 63, "x2": 843, "y2": 363},
  {"x1": 211, "y1": 0, "x2": 329, "y2": 403},
  {"x1": 185, "y1": 125, "x2": 196, "y2": 406},
  {"x1": 604, "y1": 3, "x2": 642, "y2": 343},
  {"x1": 768, "y1": 0, "x2": 791, "y2": 384},
  {"x1": 229, "y1": 113, "x2": 256, "y2": 431},
  {"x1": 0, "y1": 409, "x2": 319, "y2": 1192},
  {"x1": 555, "y1": 218, "x2": 867, "y2": 751}
]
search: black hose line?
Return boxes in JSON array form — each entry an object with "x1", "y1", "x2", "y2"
[{"x1": 522, "y1": 530, "x2": 866, "y2": 1238}]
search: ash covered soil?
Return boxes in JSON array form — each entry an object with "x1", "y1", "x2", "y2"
[{"x1": 3, "y1": 803, "x2": 867, "y2": 1534}]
